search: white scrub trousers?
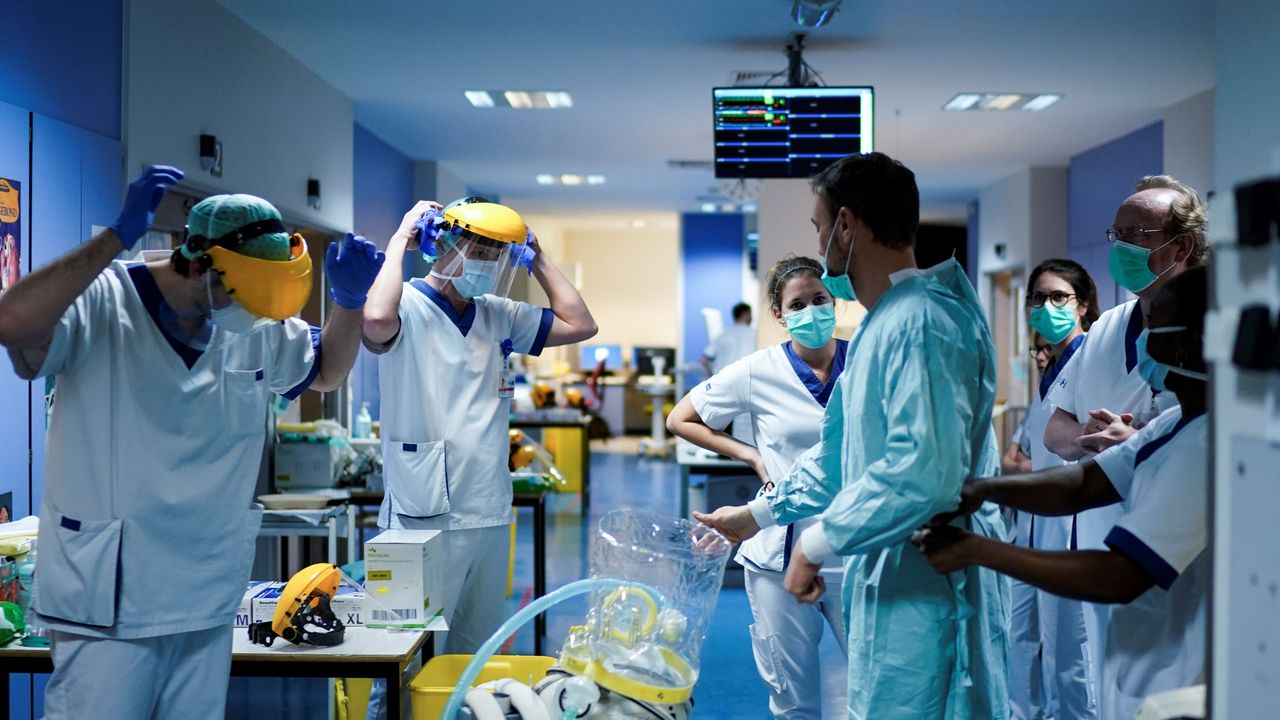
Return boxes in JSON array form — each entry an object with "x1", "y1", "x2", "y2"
[
  {"x1": 44, "y1": 625, "x2": 233, "y2": 720},
  {"x1": 366, "y1": 523, "x2": 512, "y2": 719},
  {"x1": 744, "y1": 567, "x2": 847, "y2": 720}
]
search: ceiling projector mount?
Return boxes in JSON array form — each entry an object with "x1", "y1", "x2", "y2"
[{"x1": 783, "y1": 33, "x2": 826, "y2": 87}]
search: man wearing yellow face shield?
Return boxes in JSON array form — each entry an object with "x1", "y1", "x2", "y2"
[{"x1": 0, "y1": 166, "x2": 382, "y2": 719}]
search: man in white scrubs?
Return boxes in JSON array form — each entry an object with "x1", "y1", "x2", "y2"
[
  {"x1": 702, "y1": 302, "x2": 755, "y2": 375},
  {"x1": 1039, "y1": 175, "x2": 1208, "y2": 705},
  {"x1": 0, "y1": 167, "x2": 382, "y2": 719},
  {"x1": 918, "y1": 266, "x2": 1210, "y2": 720},
  {"x1": 363, "y1": 199, "x2": 596, "y2": 653}
]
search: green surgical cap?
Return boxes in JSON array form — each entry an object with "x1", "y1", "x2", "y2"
[{"x1": 187, "y1": 194, "x2": 290, "y2": 260}]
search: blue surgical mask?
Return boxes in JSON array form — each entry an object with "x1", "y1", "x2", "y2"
[
  {"x1": 1109, "y1": 236, "x2": 1178, "y2": 294},
  {"x1": 784, "y1": 303, "x2": 837, "y2": 349},
  {"x1": 820, "y1": 220, "x2": 856, "y2": 302},
  {"x1": 452, "y1": 257, "x2": 499, "y2": 298},
  {"x1": 1136, "y1": 325, "x2": 1207, "y2": 391}
]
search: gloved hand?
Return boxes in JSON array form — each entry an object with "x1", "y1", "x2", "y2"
[
  {"x1": 414, "y1": 207, "x2": 446, "y2": 259},
  {"x1": 111, "y1": 165, "x2": 184, "y2": 250},
  {"x1": 326, "y1": 233, "x2": 385, "y2": 309}
]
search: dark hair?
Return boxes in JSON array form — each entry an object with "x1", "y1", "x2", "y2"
[
  {"x1": 1158, "y1": 264, "x2": 1209, "y2": 335},
  {"x1": 732, "y1": 302, "x2": 752, "y2": 322},
  {"x1": 765, "y1": 255, "x2": 823, "y2": 311},
  {"x1": 809, "y1": 152, "x2": 920, "y2": 250},
  {"x1": 1028, "y1": 258, "x2": 1101, "y2": 331}
]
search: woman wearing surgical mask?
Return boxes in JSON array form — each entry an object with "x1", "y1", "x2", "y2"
[
  {"x1": 1010, "y1": 258, "x2": 1101, "y2": 720},
  {"x1": 668, "y1": 255, "x2": 848, "y2": 720}
]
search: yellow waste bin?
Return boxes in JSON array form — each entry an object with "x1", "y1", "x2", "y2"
[{"x1": 409, "y1": 654, "x2": 556, "y2": 720}]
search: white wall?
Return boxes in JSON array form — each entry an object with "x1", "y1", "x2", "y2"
[
  {"x1": 1209, "y1": 1, "x2": 1280, "y2": 715},
  {"x1": 126, "y1": 0, "x2": 353, "y2": 230},
  {"x1": 1163, "y1": 89, "x2": 1215, "y2": 197}
]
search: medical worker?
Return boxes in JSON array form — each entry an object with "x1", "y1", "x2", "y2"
[
  {"x1": 696, "y1": 152, "x2": 1010, "y2": 719},
  {"x1": 362, "y1": 199, "x2": 595, "y2": 716},
  {"x1": 1009, "y1": 259, "x2": 1100, "y2": 719},
  {"x1": 0, "y1": 166, "x2": 383, "y2": 719},
  {"x1": 1039, "y1": 175, "x2": 1208, "y2": 708},
  {"x1": 917, "y1": 265, "x2": 1210, "y2": 720},
  {"x1": 1001, "y1": 332, "x2": 1052, "y2": 477},
  {"x1": 702, "y1": 301, "x2": 756, "y2": 375},
  {"x1": 668, "y1": 255, "x2": 848, "y2": 719}
]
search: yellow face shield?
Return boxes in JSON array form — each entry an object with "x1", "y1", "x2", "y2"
[{"x1": 206, "y1": 234, "x2": 313, "y2": 320}]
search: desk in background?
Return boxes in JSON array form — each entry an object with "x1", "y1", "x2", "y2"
[
  {"x1": 0, "y1": 621, "x2": 445, "y2": 720},
  {"x1": 676, "y1": 438, "x2": 754, "y2": 518},
  {"x1": 510, "y1": 415, "x2": 592, "y2": 514}
]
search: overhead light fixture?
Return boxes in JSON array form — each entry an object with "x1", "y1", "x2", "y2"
[
  {"x1": 465, "y1": 91, "x2": 495, "y2": 108},
  {"x1": 559, "y1": 174, "x2": 584, "y2": 186},
  {"x1": 701, "y1": 203, "x2": 717, "y2": 213},
  {"x1": 791, "y1": 0, "x2": 842, "y2": 28},
  {"x1": 535, "y1": 174, "x2": 556, "y2": 185},
  {"x1": 535, "y1": 173, "x2": 606, "y2": 186},
  {"x1": 586, "y1": 175, "x2": 606, "y2": 185},
  {"x1": 470, "y1": 90, "x2": 574, "y2": 109},
  {"x1": 943, "y1": 92, "x2": 1063, "y2": 112},
  {"x1": 1021, "y1": 93, "x2": 1063, "y2": 111}
]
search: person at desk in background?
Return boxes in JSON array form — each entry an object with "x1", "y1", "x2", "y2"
[
  {"x1": 1009, "y1": 258, "x2": 1102, "y2": 720},
  {"x1": 916, "y1": 266, "x2": 1210, "y2": 720},
  {"x1": 669, "y1": 255, "x2": 849, "y2": 720},
  {"x1": 0, "y1": 167, "x2": 382, "y2": 719},
  {"x1": 702, "y1": 301, "x2": 755, "y2": 376},
  {"x1": 1039, "y1": 175, "x2": 1208, "y2": 711},
  {"x1": 362, "y1": 198, "x2": 595, "y2": 719},
  {"x1": 696, "y1": 152, "x2": 1010, "y2": 719},
  {"x1": 1001, "y1": 331, "x2": 1054, "y2": 477}
]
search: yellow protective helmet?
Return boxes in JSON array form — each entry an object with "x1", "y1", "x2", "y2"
[
  {"x1": 439, "y1": 198, "x2": 527, "y2": 245},
  {"x1": 247, "y1": 563, "x2": 345, "y2": 647},
  {"x1": 565, "y1": 388, "x2": 585, "y2": 409},
  {"x1": 531, "y1": 382, "x2": 556, "y2": 409},
  {"x1": 206, "y1": 233, "x2": 313, "y2": 320}
]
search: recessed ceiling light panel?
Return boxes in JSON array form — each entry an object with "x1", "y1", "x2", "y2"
[
  {"x1": 464, "y1": 91, "x2": 495, "y2": 108},
  {"x1": 944, "y1": 92, "x2": 1063, "y2": 112},
  {"x1": 468, "y1": 90, "x2": 574, "y2": 109}
]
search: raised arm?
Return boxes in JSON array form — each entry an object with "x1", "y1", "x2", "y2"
[
  {"x1": 0, "y1": 166, "x2": 183, "y2": 377},
  {"x1": 363, "y1": 201, "x2": 439, "y2": 346},
  {"x1": 311, "y1": 233, "x2": 384, "y2": 391},
  {"x1": 528, "y1": 235, "x2": 596, "y2": 347}
]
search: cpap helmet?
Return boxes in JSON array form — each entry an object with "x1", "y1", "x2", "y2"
[
  {"x1": 419, "y1": 197, "x2": 534, "y2": 300},
  {"x1": 181, "y1": 194, "x2": 313, "y2": 320},
  {"x1": 248, "y1": 563, "x2": 346, "y2": 647}
]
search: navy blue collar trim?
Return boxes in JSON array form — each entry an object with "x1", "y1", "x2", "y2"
[
  {"x1": 1039, "y1": 334, "x2": 1086, "y2": 400},
  {"x1": 1134, "y1": 409, "x2": 1205, "y2": 469},
  {"x1": 126, "y1": 263, "x2": 205, "y2": 370},
  {"x1": 1124, "y1": 300, "x2": 1144, "y2": 374},
  {"x1": 411, "y1": 279, "x2": 475, "y2": 336},
  {"x1": 783, "y1": 339, "x2": 848, "y2": 407}
]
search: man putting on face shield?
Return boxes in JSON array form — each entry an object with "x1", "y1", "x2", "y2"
[
  {"x1": 362, "y1": 198, "x2": 596, "y2": 719},
  {"x1": 696, "y1": 153, "x2": 1010, "y2": 719},
  {"x1": 0, "y1": 166, "x2": 383, "y2": 720}
]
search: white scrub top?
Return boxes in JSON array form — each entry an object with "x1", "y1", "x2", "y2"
[
  {"x1": 704, "y1": 323, "x2": 756, "y2": 374},
  {"x1": 370, "y1": 280, "x2": 551, "y2": 530},
  {"x1": 688, "y1": 339, "x2": 848, "y2": 574},
  {"x1": 1093, "y1": 406, "x2": 1208, "y2": 720},
  {"x1": 32, "y1": 262, "x2": 319, "y2": 639}
]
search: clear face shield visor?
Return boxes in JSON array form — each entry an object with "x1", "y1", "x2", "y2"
[{"x1": 427, "y1": 232, "x2": 527, "y2": 300}]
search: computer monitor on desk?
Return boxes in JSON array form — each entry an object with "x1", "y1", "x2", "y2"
[
  {"x1": 633, "y1": 346, "x2": 676, "y2": 377},
  {"x1": 579, "y1": 343, "x2": 624, "y2": 372}
]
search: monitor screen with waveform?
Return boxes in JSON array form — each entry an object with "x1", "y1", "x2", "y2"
[{"x1": 713, "y1": 86, "x2": 874, "y2": 179}]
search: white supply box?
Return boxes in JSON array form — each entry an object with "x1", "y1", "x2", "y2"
[
  {"x1": 236, "y1": 581, "x2": 284, "y2": 627},
  {"x1": 273, "y1": 441, "x2": 346, "y2": 489},
  {"x1": 364, "y1": 529, "x2": 444, "y2": 628},
  {"x1": 252, "y1": 580, "x2": 366, "y2": 627}
]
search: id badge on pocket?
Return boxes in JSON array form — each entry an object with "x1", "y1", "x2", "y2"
[{"x1": 498, "y1": 356, "x2": 516, "y2": 400}]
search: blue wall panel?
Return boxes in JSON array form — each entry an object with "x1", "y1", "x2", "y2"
[
  {"x1": 0, "y1": 2, "x2": 123, "y2": 140},
  {"x1": 1067, "y1": 121, "x2": 1163, "y2": 310},
  {"x1": 351, "y1": 124, "x2": 415, "y2": 419},
  {"x1": 680, "y1": 214, "x2": 746, "y2": 368}
]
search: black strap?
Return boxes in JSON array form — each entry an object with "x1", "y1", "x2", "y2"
[{"x1": 187, "y1": 218, "x2": 287, "y2": 253}]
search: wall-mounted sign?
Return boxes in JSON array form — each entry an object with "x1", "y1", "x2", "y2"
[{"x1": 0, "y1": 178, "x2": 20, "y2": 295}]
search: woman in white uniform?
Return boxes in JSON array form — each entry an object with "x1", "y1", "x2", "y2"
[
  {"x1": 1010, "y1": 259, "x2": 1100, "y2": 719},
  {"x1": 668, "y1": 256, "x2": 848, "y2": 720}
]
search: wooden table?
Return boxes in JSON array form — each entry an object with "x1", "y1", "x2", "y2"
[{"x1": 0, "y1": 620, "x2": 445, "y2": 720}]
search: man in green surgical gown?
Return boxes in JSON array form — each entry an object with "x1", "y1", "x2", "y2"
[{"x1": 696, "y1": 152, "x2": 1010, "y2": 719}]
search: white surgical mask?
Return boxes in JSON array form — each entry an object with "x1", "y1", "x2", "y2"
[{"x1": 207, "y1": 272, "x2": 271, "y2": 336}]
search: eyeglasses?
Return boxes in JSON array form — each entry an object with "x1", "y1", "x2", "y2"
[
  {"x1": 1028, "y1": 345, "x2": 1053, "y2": 358},
  {"x1": 1026, "y1": 291, "x2": 1077, "y2": 308},
  {"x1": 1104, "y1": 225, "x2": 1167, "y2": 245}
]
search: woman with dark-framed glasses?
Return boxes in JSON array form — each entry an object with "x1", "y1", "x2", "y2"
[{"x1": 1007, "y1": 258, "x2": 1101, "y2": 720}]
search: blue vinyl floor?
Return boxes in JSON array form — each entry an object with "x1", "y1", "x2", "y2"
[{"x1": 227, "y1": 441, "x2": 848, "y2": 719}]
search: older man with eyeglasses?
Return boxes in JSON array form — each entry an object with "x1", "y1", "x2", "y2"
[{"x1": 1037, "y1": 174, "x2": 1208, "y2": 717}]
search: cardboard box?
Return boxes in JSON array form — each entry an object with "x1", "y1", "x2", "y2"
[
  {"x1": 364, "y1": 529, "x2": 444, "y2": 628},
  {"x1": 236, "y1": 581, "x2": 284, "y2": 627},
  {"x1": 253, "y1": 580, "x2": 365, "y2": 627},
  {"x1": 273, "y1": 441, "x2": 345, "y2": 489}
]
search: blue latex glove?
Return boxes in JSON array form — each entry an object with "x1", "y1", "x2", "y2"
[
  {"x1": 415, "y1": 208, "x2": 446, "y2": 260},
  {"x1": 111, "y1": 165, "x2": 184, "y2": 250},
  {"x1": 326, "y1": 233, "x2": 385, "y2": 309},
  {"x1": 513, "y1": 231, "x2": 538, "y2": 274}
]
